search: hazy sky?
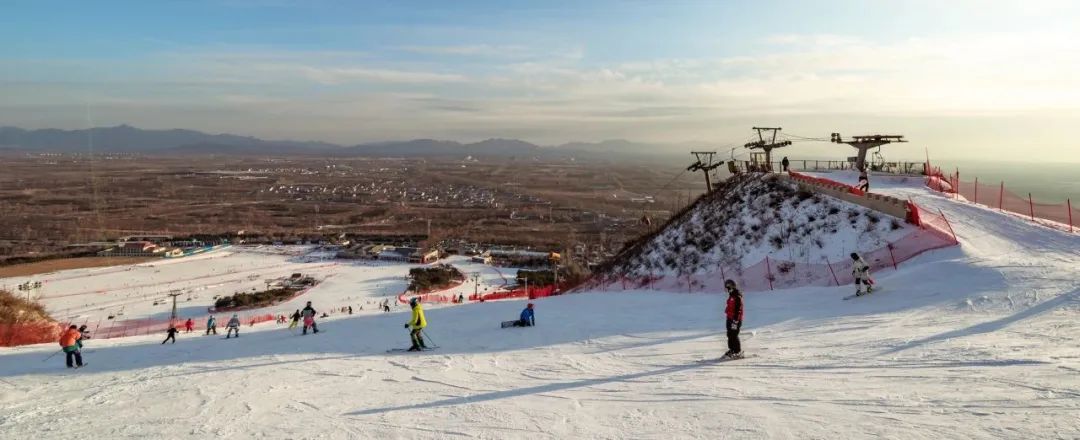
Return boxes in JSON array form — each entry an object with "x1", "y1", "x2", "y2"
[{"x1": 3, "y1": 0, "x2": 1080, "y2": 161}]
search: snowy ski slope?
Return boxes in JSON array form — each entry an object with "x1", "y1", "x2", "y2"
[
  {"x1": 1, "y1": 248, "x2": 514, "y2": 325},
  {"x1": 1, "y1": 174, "x2": 1078, "y2": 439}
]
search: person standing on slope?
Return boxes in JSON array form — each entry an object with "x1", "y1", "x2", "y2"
[
  {"x1": 76, "y1": 324, "x2": 90, "y2": 349},
  {"x1": 405, "y1": 297, "x2": 428, "y2": 351},
  {"x1": 59, "y1": 325, "x2": 84, "y2": 368},
  {"x1": 288, "y1": 309, "x2": 301, "y2": 330},
  {"x1": 206, "y1": 315, "x2": 217, "y2": 335},
  {"x1": 162, "y1": 325, "x2": 178, "y2": 344},
  {"x1": 301, "y1": 301, "x2": 319, "y2": 335},
  {"x1": 723, "y1": 280, "x2": 744, "y2": 359},
  {"x1": 225, "y1": 314, "x2": 241, "y2": 338},
  {"x1": 184, "y1": 318, "x2": 195, "y2": 333},
  {"x1": 851, "y1": 253, "x2": 874, "y2": 296}
]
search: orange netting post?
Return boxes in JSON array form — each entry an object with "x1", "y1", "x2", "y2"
[
  {"x1": 1069, "y1": 199, "x2": 1074, "y2": 233},
  {"x1": 953, "y1": 168, "x2": 959, "y2": 199},
  {"x1": 939, "y1": 208, "x2": 959, "y2": 244},
  {"x1": 998, "y1": 182, "x2": 1004, "y2": 211},
  {"x1": 1028, "y1": 193, "x2": 1035, "y2": 222},
  {"x1": 823, "y1": 255, "x2": 840, "y2": 286},
  {"x1": 973, "y1": 177, "x2": 978, "y2": 204},
  {"x1": 887, "y1": 243, "x2": 898, "y2": 270},
  {"x1": 765, "y1": 256, "x2": 774, "y2": 291}
]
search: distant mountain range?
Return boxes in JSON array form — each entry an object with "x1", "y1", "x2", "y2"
[{"x1": 0, "y1": 125, "x2": 677, "y2": 159}]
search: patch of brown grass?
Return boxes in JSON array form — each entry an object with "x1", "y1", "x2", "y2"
[{"x1": 0, "y1": 289, "x2": 52, "y2": 323}]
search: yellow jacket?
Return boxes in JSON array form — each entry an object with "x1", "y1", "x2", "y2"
[{"x1": 409, "y1": 304, "x2": 427, "y2": 329}]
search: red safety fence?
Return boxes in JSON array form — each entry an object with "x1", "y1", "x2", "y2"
[
  {"x1": 399, "y1": 283, "x2": 561, "y2": 305},
  {"x1": 577, "y1": 202, "x2": 957, "y2": 294},
  {"x1": 788, "y1": 171, "x2": 866, "y2": 196},
  {"x1": 927, "y1": 171, "x2": 1076, "y2": 233},
  {"x1": 0, "y1": 312, "x2": 278, "y2": 347}
]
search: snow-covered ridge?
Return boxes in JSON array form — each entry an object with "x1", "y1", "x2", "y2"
[{"x1": 596, "y1": 174, "x2": 912, "y2": 284}]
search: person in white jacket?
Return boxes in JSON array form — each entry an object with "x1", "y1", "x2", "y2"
[
  {"x1": 225, "y1": 314, "x2": 241, "y2": 339},
  {"x1": 851, "y1": 252, "x2": 874, "y2": 295}
]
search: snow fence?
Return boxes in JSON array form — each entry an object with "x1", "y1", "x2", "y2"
[
  {"x1": 0, "y1": 313, "x2": 277, "y2": 347},
  {"x1": 927, "y1": 171, "x2": 1077, "y2": 233}
]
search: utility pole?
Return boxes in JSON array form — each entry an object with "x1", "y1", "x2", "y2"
[
  {"x1": 18, "y1": 281, "x2": 43, "y2": 302},
  {"x1": 471, "y1": 272, "x2": 481, "y2": 299},
  {"x1": 550, "y1": 252, "x2": 560, "y2": 293},
  {"x1": 831, "y1": 133, "x2": 906, "y2": 171},
  {"x1": 744, "y1": 127, "x2": 792, "y2": 171},
  {"x1": 687, "y1": 151, "x2": 723, "y2": 192}
]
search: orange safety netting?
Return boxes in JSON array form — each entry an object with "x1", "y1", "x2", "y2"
[{"x1": 0, "y1": 313, "x2": 279, "y2": 346}]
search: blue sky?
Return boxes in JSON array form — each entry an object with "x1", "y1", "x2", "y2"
[{"x1": 3, "y1": 0, "x2": 1080, "y2": 160}]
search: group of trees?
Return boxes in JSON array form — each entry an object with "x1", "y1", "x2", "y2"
[
  {"x1": 408, "y1": 264, "x2": 464, "y2": 292},
  {"x1": 213, "y1": 288, "x2": 297, "y2": 310},
  {"x1": 515, "y1": 260, "x2": 591, "y2": 289}
]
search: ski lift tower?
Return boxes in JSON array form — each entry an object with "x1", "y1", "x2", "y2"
[
  {"x1": 831, "y1": 133, "x2": 906, "y2": 171},
  {"x1": 687, "y1": 151, "x2": 723, "y2": 192},
  {"x1": 167, "y1": 289, "x2": 184, "y2": 325},
  {"x1": 743, "y1": 127, "x2": 791, "y2": 171}
]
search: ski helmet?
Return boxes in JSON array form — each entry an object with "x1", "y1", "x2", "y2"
[
  {"x1": 409, "y1": 297, "x2": 419, "y2": 307},
  {"x1": 527, "y1": 303, "x2": 534, "y2": 309},
  {"x1": 850, "y1": 252, "x2": 859, "y2": 260}
]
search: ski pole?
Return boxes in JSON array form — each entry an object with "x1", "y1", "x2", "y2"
[
  {"x1": 42, "y1": 350, "x2": 61, "y2": 363},
  {"x1": 421, "y1": 329, "x2": 439, "y2": 349}
]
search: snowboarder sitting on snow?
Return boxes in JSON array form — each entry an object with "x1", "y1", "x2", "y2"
[
  {"x1": 851, "y1": 252, "x2": 874, "y2": 296},
  {"x1": 512, "y1": 303, "x2": 535, "y2": 327},
  {"x1": 723, "y1": 279, "x2": 744, "y2": 360},
  {"x1": 226, "y1": 314, "x2": 241, "y2": 338},
  {"x1": 301, "y1": 301, "x2": 319, "y2": 335},
  {"x1": 59, "y1": 325, "x2": 84, "y2": 368},
  {"x1": 206, "y1": 315, "x2": 217, "y2": 335},
  {"x1": 162, "y1": 325, "x2": 178, "y2": 344},
  {"x1": 404, "y1": 297, "x2": 428, "y2": 351},
  {"x1": 76, "y1": 325, "x2": 91, "y2": 348}
]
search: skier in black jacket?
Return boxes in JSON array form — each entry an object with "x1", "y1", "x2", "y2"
[{"x1": 162, "y1": 325, "x2": 178, "y2": 344}]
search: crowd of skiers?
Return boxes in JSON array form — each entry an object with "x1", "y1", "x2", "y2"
[{"x1": 57, "y1": 252, "x2": 875, "y2": 366}]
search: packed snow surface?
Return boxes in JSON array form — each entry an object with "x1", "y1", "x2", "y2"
[{"x1": 1, "y1": 174, "x2": 1078, "y2": 439}]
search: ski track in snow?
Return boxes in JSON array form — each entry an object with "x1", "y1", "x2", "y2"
[{"x1": 2, "y1": 175, "x2": 1079, "y2": 439}]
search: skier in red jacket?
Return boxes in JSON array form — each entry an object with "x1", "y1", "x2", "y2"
[{"x1": 723, "y1": 279, "x2": 744, "y2": 359}]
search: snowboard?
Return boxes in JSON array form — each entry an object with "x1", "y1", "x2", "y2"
[
  {"x1": 697, "y1": 354, "x2": 753, "y2": 364},
  {"x1": 842, "y1": 288, "x2": 880, "y2": 300},
  {"x1": 501, "y1": 320, "x2": 519, "y2": 328},
  {"x1": 386, "y1": 347, "x2": 437, "y2": 353}
]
